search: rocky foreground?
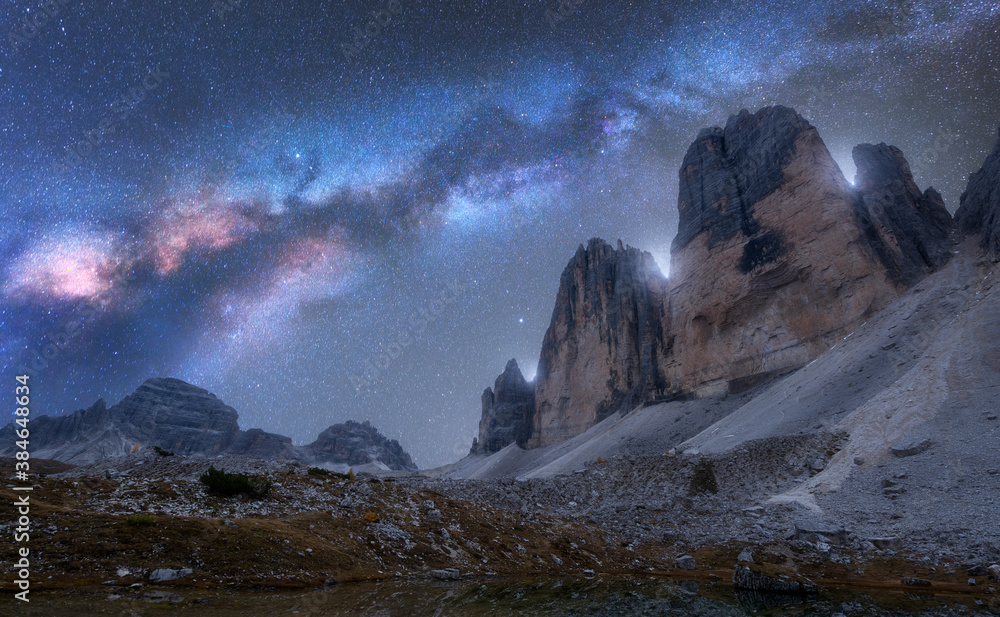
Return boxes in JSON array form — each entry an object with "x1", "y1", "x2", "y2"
[{"x1": 2, "y1": 445, "x2": 998, "y2": 610}]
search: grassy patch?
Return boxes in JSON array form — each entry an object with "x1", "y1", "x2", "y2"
[
  {"x1": 126, "y1": 515, "x2": 156, "y2": 526},
  {"x1": 153, "y1": 446, "x2": 175, "y2": 456},
  {"x1": 199, "y1": 466, "x2": 272, "y2": 498}
]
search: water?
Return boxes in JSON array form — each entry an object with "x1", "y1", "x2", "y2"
[{"x1": 17, "y1": 576, "x2": 999, "y2": 616}]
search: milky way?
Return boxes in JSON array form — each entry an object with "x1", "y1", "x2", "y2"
[{"x1": 2, "y1": 0, "x2": 998, "y2": 466}]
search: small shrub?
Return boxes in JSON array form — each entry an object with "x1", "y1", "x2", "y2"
[
  {"x1": 595, "y1": 456, "x2": 606, "y2": 464},
  {"x1": 199, "y1": 466, "x2": 272, "y2": 498},
  {"x1": 127, "y1": 515, "x2": 155, "y2": 527},
  {"x1": 348, "y1": 468, "x2": 356, "y2": 483},
  {"x1": 307, "y1": 467, "x2": 330, "y2": 477},
  {"x1": 688, "y1": 458, "x2": 719, "y2": 496},
  {"x1": 362, "y1": 511, "x2": 380, "y2": 523},
  {"x1": 153, "y1": 446, "x2": 175, "y2": 457}
]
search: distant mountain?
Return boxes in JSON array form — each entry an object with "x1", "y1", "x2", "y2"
[{"x1": 0, "y1": 377, "x2": 416, "y2": 471}]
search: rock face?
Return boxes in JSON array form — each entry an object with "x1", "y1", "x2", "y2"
[
  {"x1": 303, "y1": 420, "x2": 417, "y2": 471},
  {"x1": 955, "y1": 127, "x2": 1000, "y2": 260},
  {"x1": 471, "y1": 359, "x2": 535, "y2": 454},
  {"x1": 6, "y1": 378, "x2": 245, "y2": 464},
  {"x1": 471, "y1": 106, "x2": 957, "y2": 452},
  {"x1": 851, "y1": 142, "x2": 953, "y2": 284},
  {"x1": 0, "y1": 378, "x2": 416, "y2": 470},
  {"x1": 528, "y1": 238, "x2": 670, "y2": 447},
  {"x1": 666, "y1": 106, "x2": 950, "y2": 395}
]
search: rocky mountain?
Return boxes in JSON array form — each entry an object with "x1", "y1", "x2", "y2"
[
  {"x1": 529, "y1": 239, "x2": 670, "y2": 447},
  {"x1": 666, "y1": 106, "x2": 952, "y2": 395},
  {"x1": 303, "y1": 420, "x2": 417, "y2": 471},
  {"x1": 0, "y1": 377, "x2": 416, "y2": 470},
  {"x1": 955, "y1": 126, "x2": 1000, "y2": 260},
  {"x1": 471, "y1": 359, "x2": 535, "y2": 454},
  {"x1": 473, "y1": 105, "x2": 956, "y2": 452}
]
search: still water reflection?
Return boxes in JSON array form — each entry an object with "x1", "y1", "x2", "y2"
[{"x1": 19, "y1": 576, "x2": 1000, "y2": 616}]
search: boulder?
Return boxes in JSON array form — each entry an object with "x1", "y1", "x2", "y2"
[
  {"x1": 890, "y1": 437, "x2": 932, "y2": 458},
  {"x1": 674, "y1": 554, "x2": 697, "y2": 570},
  {"x1": 733, "y1": 565, "x2": 818, "y2": 594},
  {"x1": 148, "y1": 568, "x2": 193, "y2": 583}
]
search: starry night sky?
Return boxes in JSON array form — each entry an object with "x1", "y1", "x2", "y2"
[{"x1": 2, "y1": 0, "x2": 998, "y2": 467}]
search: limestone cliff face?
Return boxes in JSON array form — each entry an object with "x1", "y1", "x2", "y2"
[
  {"x1": 665, "y1": 106, "x2": 951, "y2": 395},
  {"x1": 528, "y1": 238, "x2": 670, "y2": 447},
  {"x1": 851, "y1": 142, "x2": 953, "y2": 284},
  {"x1": 471, "y1": 359, "x2": 535, "y2": 454},
  {"x1": 955, "y1": 127, "x2": 1000, "y2": 260}
]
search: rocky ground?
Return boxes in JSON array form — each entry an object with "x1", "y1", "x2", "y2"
[{"x1": 2, "y1": 445, "x2": 998, "y2": 613}]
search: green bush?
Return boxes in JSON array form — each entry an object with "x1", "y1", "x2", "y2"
[
  {"x1": 127, "y1": 515, "x2": 156, "y2": 526},
  {"x1": 199, "y1": 466, "x2": 272, "y2": 498},
  {"x1": 308, "y1": 467, "x2": 355, "y2": 481},
  {"x1": 153, "y1": 446, "x2": 175, "y2": 457}
]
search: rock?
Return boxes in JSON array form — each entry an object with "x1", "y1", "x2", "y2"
[
  {"x1": 674, "y1": 554, "x2": 697, "y2": 570},
  {"x1": 0, "y1": 379, "x2": 242, "y2": 464},
  {"x1": 989, "y1": 564, "x2": 1000, "y2": 580},
  {"x1": 851, "y1": 142, "x2": 954, "y2": 285},
  {"x1": 223, "y1": 519, "x2": 237, "y2": 527},
  {"x1": 226, "y1": 428, "x2": 295, "y2": 460},
  {"x1": 551, "y1": 554, "x2": 563, "y2": 566},
  {"x1": 969, "y1": 578, "x2": 978, "y2": 586},
  {"x1": 853, "y1": 456, "x2": 866, "y2": 466},
  {"x1": 794, "y1": 521, "x2": 848, "y2": 545},
  {"x1": 422, "y1": 500, "x2": 435, "y2": 511},
  {"x1": 338, "y1": 497, "x2": 353, "y2": 509},
  {"x1": 304, "y1": 420, "x2": 417, "y2": 471},
  {"x1": 733, "y1": 565, "x2": 818, "y2": 594},
  {"x1": 666, "y1": 107, "x2": 931, "y2": 396},
  {"x1": 440, "y1": 528, "x2": 450, "y2": 540},
  {"x1": 954, "y1": 126, "x2": 1000, "y2": 260},
  {"x1": 529, "y1": 238, "x2": 670, "y2": 446},
  {"x1": 148, "y1": 568, "x2": 193, "y2": 583},
  {"x1": 737, "y1": 548, "x2": 755, "y2": 563},
  {"x1": 472, "y1": 359, "x2": 536, "y2": 454},
  {"x1": 426, "y1": 509, "x2": 442, "y2": 523},
  {"x1": 0, "y1": 378, "x2": 418, "y2": 471},
  {"x1": 890, "y1": 438, "x2": 933, "y2": 458},
  {"x1": 968, "y1": 565, "x2": 989, "y2": 576},
  {"x1": 868, "y1": 537, "x2": 901, "y2": 550},
  {"x1": 902, "y1": 577, "x2": 931, "y2": 587},
  {"x1": 429, "y1": 568, "x2": 460, "y2": 580}
]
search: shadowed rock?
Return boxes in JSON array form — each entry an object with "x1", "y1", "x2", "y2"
[
  {"x1": 954, "y1": 126, "x2": 1000, "y2": 260},
  {"x1": 852, "y1": 142, "x2": 953, "y2": 285},
  {"x1": 0, "y1": 378, "x2": 417, "y2": 470},
  {"x1": 472, "y1": 359, "x2": 535, "y2": 454},
  {"x1": 304, "y1": 420, "x2": 417, "y2": 471}
]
